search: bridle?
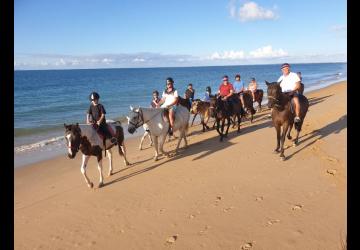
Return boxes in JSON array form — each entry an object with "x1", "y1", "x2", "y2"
[
  {"x1": 267, "y1": 94, "x2": 284, "y2": 109},
  {"x1": 65, "y1": 131, "x2": 81, "y2": 153}
]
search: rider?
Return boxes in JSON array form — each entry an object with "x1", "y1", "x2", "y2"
[
  {"x1": 217, "y1": 75, "x2": 236, "y2": 112},
  {"x1": 277, "y1": 63, "x2": 302, "y2": 123},
  {"x1": 184, "y1": 83, "x2": 195, "y2": 105},
  {"x1": 233, "y1": 74, "x2": 246, "y2": 111},
  {"x1": 150, "y1": 90, "x2": 161, "y2": 108},
  {"x1": 157, "y1": 77, "x2": 179, "y2": 136},
  {"x1": 86, "y1": 92, "x2": 117, "y2": 145},
  {"x1": 203, "y1": 86, "x2": 213, "y2": 102},
  {"x1": 248, "y1": 77, "x2": 258, "y2": 102}
]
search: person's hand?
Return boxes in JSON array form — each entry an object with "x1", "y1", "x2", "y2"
[{"x1": 96, "y1": 120, "x2": 101, "y2": 125}]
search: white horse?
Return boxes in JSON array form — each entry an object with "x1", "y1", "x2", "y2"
[
  {"x1": 64, "y1": 121, "x2": 130, "y2": 188},
  {"x1": 127, "y1": 106, "x2": 190, "y2": 160}
]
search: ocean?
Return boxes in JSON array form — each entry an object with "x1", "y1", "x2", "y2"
[{"x1": 14, "y1": 62, "x2": 347, "y2": 167}]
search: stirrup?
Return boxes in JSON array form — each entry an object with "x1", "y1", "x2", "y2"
[{"x1": 168, "y1": 127, "x2": 173, "y2": 136}]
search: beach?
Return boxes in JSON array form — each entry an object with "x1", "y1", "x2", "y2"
[{"x1": 15, "y1": 81, "x2": 347, "y2": 249}]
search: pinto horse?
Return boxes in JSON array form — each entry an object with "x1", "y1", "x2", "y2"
[
  {"x1": 64, "y1": 121, "x2": 130, "y2": 188},
  {"x1": 214, "y1": 95, "x2": 242, "y2": 141},
  {"x1": 266, "y1": 81, "x2": 309, "y2": 160},
  {"x1": 127, "y1": 105, "x2": 190, "y2": 160}
]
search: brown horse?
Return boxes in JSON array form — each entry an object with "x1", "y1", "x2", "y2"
[
  {"x1": 190, "y1": 99, "x2": 213, "y2": 132},
  {"x1": 239, "y1": 91, "x2": 256, "y2": 123},
  {"x1": 266, "y1": 81, "x2": 309, "y2": 160},
  {"x1": 214, "y1": 95, "x2": 242, "y2": 141},
  {"x1": 299, "y1": 83, "x2": 305, "y2": 95},
  {"x1": 64, "y1": 121, "x2": 130, "y2": 188}
]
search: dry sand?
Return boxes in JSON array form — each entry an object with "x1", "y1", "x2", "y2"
[{"x1": 15, "y1": 81, "x2": 347, "y2": 250}]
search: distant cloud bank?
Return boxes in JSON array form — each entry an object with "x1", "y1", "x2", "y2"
[{"x1": 14, "y1": 48, "x2": 346, "y2": 70}]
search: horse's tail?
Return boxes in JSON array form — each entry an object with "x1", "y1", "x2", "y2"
[{"x1": 116, "y1": 125, "x2": 125, "y2": 156}]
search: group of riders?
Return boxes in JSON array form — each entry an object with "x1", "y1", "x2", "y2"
[{"x1": 86, "y1": 63, "x2": 304, "y2": 143}]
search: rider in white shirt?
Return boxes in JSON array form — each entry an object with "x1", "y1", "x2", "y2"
[
  {"x1": 277, "y1": 63, "x2": 302, "y2": 123},
  {"x1": 157, "y1": 77, "x2": 179, "y2": 136}
]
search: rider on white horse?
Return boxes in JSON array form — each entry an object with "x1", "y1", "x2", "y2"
[
  {"x1": 156, "y1": 77, "x2": 179, "y2": 136},
  {"x1": 86, "y1": 92, "x2": 117, "y2": 145}
]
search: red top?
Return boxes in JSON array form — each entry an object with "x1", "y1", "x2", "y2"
[{"x1": 219, "y1": 83, "x2": 234, "y2": 97}]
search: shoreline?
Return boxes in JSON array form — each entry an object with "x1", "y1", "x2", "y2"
[{"x1": 14, "y1": 79, "x2": 346, "y2": 169}]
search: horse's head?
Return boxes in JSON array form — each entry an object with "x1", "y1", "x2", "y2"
[
  {"x1": 190, "y1": 100, "x2": 200, "y2": 114},
  {"x1": 265, "y1": 80, "x2": 282, "y2": 108},
  {"x1": 64, "y1": 123, "x2": 81, "y2": 159},
  {"x1": 127, "y1": 106, "x2": 143, "y2": 134}
]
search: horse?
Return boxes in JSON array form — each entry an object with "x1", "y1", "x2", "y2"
[
  {"x1": 64, "y1": 121, "x2": 130, "y2": 188},
  {"x1": 178, "y1": 96, "x2": 191, "y2": 111},
  {"x1": 265, "y1": 81, "x2": 309, "y2": 160},
  {"x1": 127, "y1": 105, "x2": 190, "y2": 161},
  {"x1": 299, "y1": 83, "x2": 305, "y2": 95},
  {"x1": 190, "y1": 99, "x2": 212, "y2": 132},
  {"x1": 252, "y1": 89, "x2": 264, "y2": 112},
  {"x1": 214, "y1": 95, "x2": 242, "y2": 141},
  {"x1": 235, "y1": 91, "x2": 256, "y2": 124}
]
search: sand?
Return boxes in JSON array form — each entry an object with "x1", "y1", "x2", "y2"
[{"x1": 15, "y1": 81, "x2": 347, "y2": 250}]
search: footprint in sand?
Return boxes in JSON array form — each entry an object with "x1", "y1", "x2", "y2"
[
  {"x1": 198, "y1": 225, "x2": 211, "y2": 235},
  {"x1": 267, "y1": 219, "x2": 280, "y2": 226},
  {"x1": 241, "y1": 241, "x2": 255, "y2": 249},
  {"x1": 223, "y1": 206, "x2": 235, "y2": 213},
  {"x1": 292, "y1": 204, "x2": 303, "y2": 211},
  {"x1": 326, "y1": 169, "x2": 337, "y2": 175},
  {"x1": 166, "y1": 235, "x2": 178, "y2": 244},
  {"x1": 255, "y1": 196, "x2": 264, "y2": 201}
]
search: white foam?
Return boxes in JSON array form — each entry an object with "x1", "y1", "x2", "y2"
[{"x1": 14, "y1": 136, "x2": 64, "y2": 153}]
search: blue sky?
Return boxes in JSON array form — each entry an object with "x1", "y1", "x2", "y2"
[{"x1": 14, "y1": 0, "x2": 347, "y2": 69}]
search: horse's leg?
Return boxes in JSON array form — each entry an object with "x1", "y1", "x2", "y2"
[
  {"x1": 159, "y1": 134, "x2": 169, "y2": 157},
  {"x1": 152, "y1": 135, "x2": 159, "y2": 161},
  {"x1": 280, "y1": 124, "x2": 289, "y2": 160},
  {"x1": 204, "y1": 113, "x2": 210, "y2": 130},
  {"x1": 80, "y1": 155, "x2": 93, "y2": 188},
  {"x1": 293, "y1": 121, "x2": 303, "y2": 146},
  {"x1": 120, "y1": 142, "x2": 130, "y2": 166},
  {"x1": 96, "y1": 155, "x2": 104, "y2": 188},
  {"x1": 191, "y1": 113, "x2": 197, "y2": 126},
  {"x1": 274, "y1": 125, "x2": 281, "y2": 153},
  {"x1": 287, "y1": 123, "x2": 293, "y2": 140},
  {"x1": 237, "y1": 113, "x2": 241, "y2": 133},
  {"x1": 106, "y1": 148, "x2": 113, "y2": 176},
  {"x1": 148, "y1": 131, "x2": 153, "y2": 146},
  {"x1": 220, "y1": 117, "x2": 226, "y2": 141},
  {"x1": 225, "y1": 117, "x2": 231, "y2": 136},
  {"x1": 139, "y1": 131, "x2": 148, "y2": 150},
  {"x1": 175, "y1": 129, "x2": 184, "y2": 153}
]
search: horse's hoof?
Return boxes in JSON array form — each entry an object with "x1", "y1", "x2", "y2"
[
  {"x1": 287, "y1": 136, "x2": 292, "y2": 140},
  {"x1": 154, "y1": 157, "x2": 158, "y2": 161},
  {"x1": 293, "y1": 142, "x2": 298, "y2": 147},
  {"x1": 88, "y1": 182, "x2": 94, "y2": 188},
  {"x1": 98, "y1": 182, "x2": 104, "y2": 188},
  {"x1": 273, "y1": 149, "x2": 280, "y2": 154},
  {"x1": 108, "y1": 172, "x2": 113, "y2": 177},
  {"x1": 139, "y1": 147, "x2": 143, "y2": 151},
  {"x1": 280, "y1": 156, "x2": 286, "y2": 161},
  {"x1": 125, "y1": 161, "x2": 130, "y2": 166}
]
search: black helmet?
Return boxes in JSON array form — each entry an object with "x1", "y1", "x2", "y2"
[
  {"x1": 166, "y1": 77, "x2": 174, "y2": 83},
  {"x1": 206, "y1": 86, "x2": 212, "y2": 93},
  {"x1": 89, "y1": 92, "x2": 100, "y2": 101}
]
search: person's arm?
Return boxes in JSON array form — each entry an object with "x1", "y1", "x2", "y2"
[
  {"x1": 86, "y1": 114, "x2": 92, "y2": 124},
  {"x1": 97, "y1": 113, "x2": 105, "y2": 125},
  {"x1": 167, "y1": 90, "x2": 179, "y2": 106},
  {"x1": 157, "y1": 97, "x2": 165, "y2": 107}
]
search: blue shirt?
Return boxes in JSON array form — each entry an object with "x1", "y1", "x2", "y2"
[
  {"x1": 203, "y1": 92, "x2": 211, "y2": 102},
  {"x1": 233, "y1": 80, "x2": 244, "y2": 93}
]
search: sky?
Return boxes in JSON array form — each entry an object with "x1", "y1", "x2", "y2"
[{"x1": 14, "y1": 0, "x2": 347, "y2": 70}]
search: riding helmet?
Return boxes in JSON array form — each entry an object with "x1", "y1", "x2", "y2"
[{"x1": 89, "y1": 92, "x2": 100, "y2": 101}]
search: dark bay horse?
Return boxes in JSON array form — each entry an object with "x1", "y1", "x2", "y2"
[
  {"x1": 239, "y1": 91, "x2": 256, "y2": 123},
  {"x1": 266, "y1": 81, "x2": 309, "y2": 160},
  {"x1": 64, "y1": 121, "x2": 130, "y2": 188},
  {"x1": 252, "y1": 89, "x2": 264, "y2": 112},
  {"x1": 214, "y1": 95, "x2": 242, "y2": 141}
]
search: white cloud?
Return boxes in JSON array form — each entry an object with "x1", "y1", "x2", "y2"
[
  {"x1": 133, "y1": 58, "x2": 146, "y2": 62},
  {"x1": 229, "y1": 1, "x2": 277, "y2": 22},
  {"x1": 209, "y1": 50, "x2": 245, "y2": 60},
  {"x1": 249, "y1": 45, "x2": 288, "y2": 58},
  {"x1": 102, "y1": 58, "x2": 113, "y2": 64}
]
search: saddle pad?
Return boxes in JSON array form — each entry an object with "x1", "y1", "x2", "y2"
[{"x1": 96, "y1": 124, "x2": 116, "y2": 140}]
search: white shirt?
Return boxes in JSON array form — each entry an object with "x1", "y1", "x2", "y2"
[
  {"x1": 277, "y1": 72, "x2": 300, "y2": 93},
  {"x1": 161, "y1": 89, "x2": 179, "y2": 108}
]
